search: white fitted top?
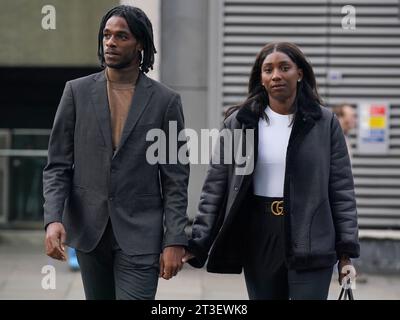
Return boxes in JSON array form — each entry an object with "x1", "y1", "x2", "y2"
[{"x1": 253, "y1": 106, "x2": 293, "y2": 197}]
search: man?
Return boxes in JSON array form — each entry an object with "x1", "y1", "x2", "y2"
[
  {"x1": 332, "y1": 103, "x2": 357, "y2": 158},
  {"x1": 43, "y1": 5, "x2": 189, "y2": 300},
  {"x1": 332, "y1": 103, "x2": 357, "y2": 136}
]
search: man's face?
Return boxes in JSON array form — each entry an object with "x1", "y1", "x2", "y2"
[
  {"x1": 342, "y1": 105, "x2": 357, "y2": 133},
  {"x1": 103, "y1": 16, "x2": 142, "y2": 69}
]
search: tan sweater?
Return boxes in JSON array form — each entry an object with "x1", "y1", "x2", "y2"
[{"x1": 106, "y1": 73, "x2": 136, "y2": 150}]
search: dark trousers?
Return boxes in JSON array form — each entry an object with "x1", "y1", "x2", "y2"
[
  {"x1": 76, "y1": 220, "x2": 159, "y2": 300},
  {"x1": 242, "y1": 195, "x2": 333, "y2": 300},
  {"x1": 244, "y1": 263, "x2": 333, "y2": 300}
]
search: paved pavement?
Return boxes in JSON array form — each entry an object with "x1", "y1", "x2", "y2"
[{"x1": 0, "y1": 230, "x2": 399, "y2": 300}]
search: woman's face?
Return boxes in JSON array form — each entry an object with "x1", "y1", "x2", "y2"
[{"x1": 261, "y1": 51, "x2": 303, "y2": 103}]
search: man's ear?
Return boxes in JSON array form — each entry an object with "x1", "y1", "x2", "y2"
[{"x1": 138, "y1": 42, "x2": 144, "y2": 52}]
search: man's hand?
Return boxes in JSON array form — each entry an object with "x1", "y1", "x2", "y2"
[
  {"x1": 338, "y1": 255, "x2": 356, "y2": 286},
  {"x1": 159, "y1": 246, "x2": 186, "y2": 280},
  {"x1": 45, "y1": 222, "x2": 67, "y2": 261}
]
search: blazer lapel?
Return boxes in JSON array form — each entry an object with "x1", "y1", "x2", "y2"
[
  {"x1": 113, "y1": 72, "x2": 154, "y2": 158},
  {"x1": 91, "y1": 71, "x2": 113, "y2": 152}
]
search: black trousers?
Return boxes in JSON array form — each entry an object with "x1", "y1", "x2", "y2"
[
  {"x1": 242, "y1": 195, "x2": 333, "y2": 300},
  {"x1": 76, "y1": 220, "x2": 159, "y2": 300}
]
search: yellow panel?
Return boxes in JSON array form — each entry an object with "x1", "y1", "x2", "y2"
[{"x1": 369, "y1": 117, "x2": 386, "y2": 129}]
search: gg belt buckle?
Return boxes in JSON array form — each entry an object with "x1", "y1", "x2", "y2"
[{"x1": 271, "y1": 201, "x2": 284, "y2": 216}]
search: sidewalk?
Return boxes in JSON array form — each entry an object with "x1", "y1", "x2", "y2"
[{"x1": 0, "y1": 230, "x2": 399, "y2": 300}]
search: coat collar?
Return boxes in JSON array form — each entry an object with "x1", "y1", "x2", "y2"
[
  {"x1": 235, "y1": 102, "x2": 259, "y2": 129},
  {"x1": 235, "y1": 101, "x2": 322, "y2": 129},
  {"x1": 235, "y1": 101, "x2": 322, "y2": 151}
]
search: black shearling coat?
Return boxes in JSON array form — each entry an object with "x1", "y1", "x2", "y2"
[{"x1": 188, "y1": 103, "x2": 360, "y2": 273}]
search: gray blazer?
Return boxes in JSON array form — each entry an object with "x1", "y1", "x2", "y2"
[{"x1": 43, "y1": 71, "x2": 189, "y2": 255}]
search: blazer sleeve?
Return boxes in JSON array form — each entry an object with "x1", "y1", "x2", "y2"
[
  {"x1": 188, "y1": 122, "x2": 230, "y2": 268},
  {"x1": 43, "y1": 81, "x2": 75, "y2": 228},
  {"x1": 329, "y1": 113, "x2": 360, "y2": 259},
  {"x1": 159, "y1": 94, "x2": 190, "y2": 249}
]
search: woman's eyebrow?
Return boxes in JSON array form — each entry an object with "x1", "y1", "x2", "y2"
[{"x1": 262, "y1": 60, "x2": 292, "y2": 66}]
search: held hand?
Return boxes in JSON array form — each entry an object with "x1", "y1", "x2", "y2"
[
  {"x1": 338, "y1": 256, "x2": 357, "y2": 286},
  {"x1": 159, "y1": 246, "x2": 186, "y2": 280},
  {"x1": 182, "y1": 251, "x2": 195, "y2": 263},
  {"x1": 45, "y1": 222, "x2": 67, "y2": 261}
]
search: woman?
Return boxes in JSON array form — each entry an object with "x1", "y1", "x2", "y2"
[{"x1": 183, "y1": 42, "x2": 359, "y2": 300}]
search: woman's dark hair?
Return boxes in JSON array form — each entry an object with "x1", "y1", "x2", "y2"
[
  {"x1": 226, "y1": 42, "x2": 322, "y2": 119},
  {"x1": 97, "y1": 5, "x2": 157, "y2": 73}
]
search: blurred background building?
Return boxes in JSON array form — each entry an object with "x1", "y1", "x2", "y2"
[{"x1": 0, "y1": 0, "x2": 399, "y2": 272}]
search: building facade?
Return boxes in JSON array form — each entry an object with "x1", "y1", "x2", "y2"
[{"x1": 1, "y1": 0, "x2": 399, "y2": 239}]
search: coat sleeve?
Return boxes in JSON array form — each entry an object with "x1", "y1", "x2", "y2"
[
  {"x1": 43, "y1": 81, "x2": 75, "y2": 228},
  {"x1": 159, "y1": 94, "x2": 190, "y2": 249},
  {"x1": 188, "y1": 122, "x2": 230, "y2": 268},
  {"x1": 329, "y1": 113, "x2": 360, "y2": 259}
]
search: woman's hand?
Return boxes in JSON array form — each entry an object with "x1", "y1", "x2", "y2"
[{"x1": 182, "y1": 251, "x2": 195, "y2": 263}]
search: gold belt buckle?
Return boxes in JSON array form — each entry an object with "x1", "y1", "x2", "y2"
[{"x1": 271, "y1": 201, "x2": 284, "y2": 216}]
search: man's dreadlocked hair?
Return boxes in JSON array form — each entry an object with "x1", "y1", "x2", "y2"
[{"x1": 97, "y1": 5, "x2": 157, "y2": 73}]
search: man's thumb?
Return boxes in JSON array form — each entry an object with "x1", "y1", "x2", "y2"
[{"x1": 60, "y1": 229, "x2": 66, "y2": 252}]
